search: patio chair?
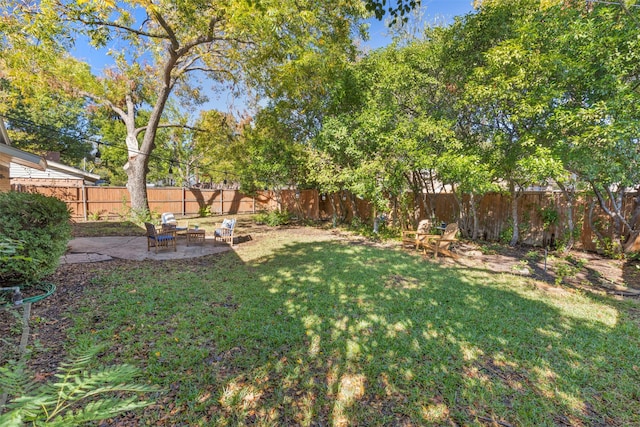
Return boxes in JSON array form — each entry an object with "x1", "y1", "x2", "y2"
[
  {"x1": 402, "y1": 219, "x2": 432, "y2": 250},
  {"x1": 145, "y1": 222, "x2": 177, "y2": 253},
  {"x1": 213, "y1": 218, "x2": 236, "y2": 246},
  {"x1": 161, "y1": 212, "x2": 188, "y2": 235},
  {"x1": 420, "y1": 222, "x2": 459, "y2": 259}
]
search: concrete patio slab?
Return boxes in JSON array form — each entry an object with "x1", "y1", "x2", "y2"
[{"x1": 61, "y1": 236, "x2": 232, "y2": 264}]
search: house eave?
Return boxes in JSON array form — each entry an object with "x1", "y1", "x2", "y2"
[
  {"x1": 0, "y1": 144, "x2": 47, "y2": 171},
  {"x1": 46, "y1": 159, "x2": 100, "y2": 181}
]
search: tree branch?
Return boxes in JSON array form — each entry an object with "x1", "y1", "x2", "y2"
[
  {"x1": 590, "y1": 180, "x2": 632, "y2": 231},
  {"x1": 136, "y1": 123, "x2": 210, "y2": 135},
  {"x1": 617, "y1": 0, "x2": 640, "y2": 30},
  {"x1": 68, "y1": 17, "x2": 168, "y2": 40},
  {"x1": 605, "y1": 184, "x2": 633, "y2": 231},
  {"x1": 76, "y1": 90, "x2": 128, "y2": 121},
  {"x1": 183, "y1": 67, "x2": 236, "y2": 80},
  {"x1": 151, "y1": 10, "x2": 179, "y2": 51},
  {"x1": 175, "y1": 34, "x2": 254, "y2": 59}
]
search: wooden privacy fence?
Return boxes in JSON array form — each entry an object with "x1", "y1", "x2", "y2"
[
  {"x1": 399, "y1": 191, "x2": 632, "y2": 252},
  {"x1": 12, "y1": 185, "x2": 321, "y2": 222},
  {"x1": 12, "y1": 184, "x2": 631, "y2": 252},
  {"x1": 317, "y1": 191, "x2": 630, "y2": 252}
]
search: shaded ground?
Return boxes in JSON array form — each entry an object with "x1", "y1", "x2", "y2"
[
  {"x1": 2, "y1": 221, "x2": 639, "y2": 423},
  {"x1": 447, "y1": 241, "x2": 640, "y2": 297}
]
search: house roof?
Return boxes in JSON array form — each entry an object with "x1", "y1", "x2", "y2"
[
  {"x1": 0, "y1": 143, "x2": 48, "y2": 170},
  {"x1": 0, "y1": 117, "x2": 47, "y2": 171},
  {"x1": 49, "y1": 160, "x2": 101, "y2": 182}
]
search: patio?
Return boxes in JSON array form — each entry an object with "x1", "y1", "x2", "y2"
[{"x1": 60, "y1": 235, "x2": 233, "y2": 264}]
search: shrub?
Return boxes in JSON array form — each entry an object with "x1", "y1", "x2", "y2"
[
  {"x1": 0, "y1": 192, "x2": 71, "y2": 285},
  {"x1": 348, "y1": 216, "x2": 395, "y2": 241},
  {"x1": 254, "y1": 209, "x2": 292, "y2": 226},
  {"x1": 499, "y1": 220, "x2": 514, "y2": 244},
  {"x1": 198, "y1": 205, "x2": 212, "y2": 217},
  {"x1": 539, "y1": 206, "x2": 559, "y2": 229}
]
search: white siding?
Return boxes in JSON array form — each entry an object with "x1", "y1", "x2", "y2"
[{"x1": 10, "y1": 163, "x2": 82, "y2": 180}]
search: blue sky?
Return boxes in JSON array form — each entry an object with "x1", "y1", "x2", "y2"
[{"x1": 366, "y1": 0, "x2": 476, "y2": 49}]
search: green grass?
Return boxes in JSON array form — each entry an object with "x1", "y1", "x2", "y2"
[
  {"x1": 71, "y1": 215, "x2": 247, "y2": 237},
  {"x1": 72, "y1": 220, "x2": 145, "y2": 237},
  {"x1": 66, "y1": 230, "x2": 640, "y2": 426}
]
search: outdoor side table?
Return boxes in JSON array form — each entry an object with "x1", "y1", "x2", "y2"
[{"x1": 186, "y1": 229, "x2": 205, "y2": 246}]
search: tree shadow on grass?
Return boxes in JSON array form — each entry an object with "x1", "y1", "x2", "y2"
[{"x1": 207, "y1": 240, "x2": 640, "y2": 426}]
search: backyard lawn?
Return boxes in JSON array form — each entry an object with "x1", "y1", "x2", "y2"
[{"x1": 4, "y1": 220, "x2": 640, "y2": 426}]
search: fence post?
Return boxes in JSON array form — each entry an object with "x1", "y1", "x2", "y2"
[
  {"x1": 82, "y1": 184, "x2": 88, "y2": 221},
  {"x1": 182, "y1": 187, "x2": 186, "y2": 216},
  {"x1": 220, "y1": 189, "x2": 224, "y2": 215}
]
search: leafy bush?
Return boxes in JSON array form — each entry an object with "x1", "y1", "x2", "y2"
[
  {"x1": 87, "y1": 211, "x2": 102, "y2": 221},
  {"x1": 524, "y1": 250, "x2": 540, "y2": 261},
  {"x1": 131, "y1": 207, "x2": 155, "y2": 225},
  {"x1": 595, "y1": 236, "x2": 624, "y2": 260},
  {"x1": 0, "y1": 192, "x2": 71, "y2": 285},
  {"x1": 350, "y1": 216, "x2": 364, "y2": 229},
  {"x1": 348, "y1": 216, "x2": 396, "y2": 241},
  {"x1": 499, "y1": 220, "x2": 514, "y2": 244},
  {"x1": 198, "y1": 205, "x2": 212, "y2": 217},
  {"x1": 538, "y1": 206, "x2": 559, "y2": 229},
  {"x1": 254, "y1": 210, "x2": 292, "y2": 226},
  {"x1": 554, "y1": 261, "x2": 580, "y2": 286}
]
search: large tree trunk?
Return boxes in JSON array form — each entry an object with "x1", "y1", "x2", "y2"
[
  {"x1": 118, "y1": 103, "x2": 152, "y2": 215},
  {"x1": 349, "y1": 193, "x2": 360, "y2": 221},
  {"x1": 125, "y1": 154, "x2": 150, "y2": 215},
  {"x1": 588, "y1": 197, "x2": 606, "y2": 248},
  {"x1": 338, "y1": 191, "x2": 348, "y2": 223},
  {"x1": 116, "y1": 53, "x2": 176, "y2": 216},
  {"x1": 404, "y1": 171, "x2": 424, "y2": 226},
  {"x1": 422, "y1": 170, "x2": 437, "y2": 218},
  {"x1": 627, "y1": 191, "x2": 640, "y2": 231},
  {"x1": 450, "y1": 186, "x2": 468, "y2": 238},
  {"x1": 273, "y1": 189, "x2": 283, "y2": 212}
]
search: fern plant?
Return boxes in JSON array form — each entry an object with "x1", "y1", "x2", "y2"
[{"x1": 0, "y1": 345, "x2": 159, "y2": 426}]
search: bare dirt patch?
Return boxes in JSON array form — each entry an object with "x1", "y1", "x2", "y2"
[{"x1": 447, "y1": 241, "x2": 640, "y2": 296}]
